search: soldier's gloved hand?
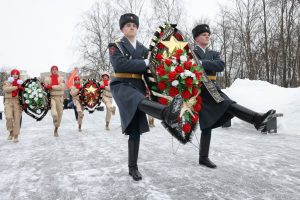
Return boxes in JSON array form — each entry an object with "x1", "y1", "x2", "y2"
[
  {"x1": 17, "y1": 80, "x2": 23, "y2": 85},
  {"x1": 144, "y1": 59, "x2": 149, "y2": 66}
]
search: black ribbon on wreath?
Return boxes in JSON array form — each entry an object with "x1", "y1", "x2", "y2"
[
  {"x1": 19, "y1": 77, "x2": 51, "y2": 121},
  {"x1": 79, "y1": 79, "x2": 103, "y2": 113}
]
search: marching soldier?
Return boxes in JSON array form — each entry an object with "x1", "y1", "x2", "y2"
[
  {"x1": 3, "y1": 69, "x2": 23, "y2": 143},
  {"x1": 70, "y1": 76, "x2": 84, "y2": 132},
  {"x1": 109, "y1": 13, "x2": 183, "y2": 181},
  {"x1": 99, "y1": 71, "x2": 116, "y2": 130},
  {"x1": 44, "y1": 65, "x2": 65, "y2": 137},
  {"x1": 192, "y1": 24, "x2": 276, "y2": 168}
]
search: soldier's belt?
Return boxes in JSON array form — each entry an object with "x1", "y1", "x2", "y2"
[
  {"x1": 111, "y1": 73, "x2": 142, "y2": 79},
  {"x1": 208, "y1": 75, "x2": 217, "y2": 81}
]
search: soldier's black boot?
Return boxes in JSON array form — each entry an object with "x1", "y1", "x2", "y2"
[
  {"x1": 228, "y1": 103, "x2": 276, "y2": 131},
  {"x1": 128, "y1": 138, "x2": 142, "y2": 181},
  {"x1": 199, "y1": 130, "x2": 217, "y2": 168},
  {"x1": 138, "y1": 95, "x2": 183, "y2": 128}
]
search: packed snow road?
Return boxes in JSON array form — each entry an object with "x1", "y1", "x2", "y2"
[{"x1": 0, "y1": 109, "x2": 299, "y2": 200}]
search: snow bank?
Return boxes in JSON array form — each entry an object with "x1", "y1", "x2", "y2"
[{"x1": 224, "y1": 79, "x2": 300, "y2": 134}]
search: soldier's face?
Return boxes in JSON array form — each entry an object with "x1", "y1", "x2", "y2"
[
  {"x1": 122, "y1": 23, "x2": 137, "y2": 38},
  {"x1": 195, "y1": 32, "x2": 210, "y2": 47}
]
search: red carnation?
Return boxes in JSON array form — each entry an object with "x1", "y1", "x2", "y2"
[
  {"x1": 158, "y1": 43, "x2": 164, "y2": 49},
  {"x1": 174, "y1": 32, "x2": 183, "y2": 41},
  {"x1": 195, "y1": 71, "x2": 202, "y2": 80},
  {"x1": 193, "y1": 103, "x2": 202, "y2": 112},
  {"x1": 157, "y1": 81, "x2": 167, "y2": 91},
  {"x1": 175, "y1": 66, "x2": 184, "y2": 73},
  {"x1": 168, "y1": 71, "x2": 177, "y2": 81},
  {"x1": 176, "y1": 49, "x2": 184, "y2": 55},
  {"x1": 157, "y1": 67, "x2": 166, "y2": 76},
  {"x1": 185, "y1": 77, "x2": 193, "y2": 88},
  {"x1": 169, "y1": 87, "x2": 179, "y2": 97},
  {"x1": 182, "y1": 89, "x2": 191, "y2": 99},
  {"x1": 158, "y1": 97, "x2": 168, "y2": 105},
  {"x1": 182, "y1": 123, "x2": 191, "y2": 134},
  {"x1": 184, "y1": 61, "x2": 192, "y2": 70},
  {"x1": 192, "y1": 87, "x2": 198, "y2": 96},
  {"x1": 165, "y1": 59, "x2": 173, "y2": 66},
  {"x1": 197, "y1": 95, "x2": 202, "y2": 103},
  {"x1": 191, "y1": 114, "x2": 199, "y2": 124},
  {"x1": 156, "y1": 53, "x2": 163, "y2": 61}
]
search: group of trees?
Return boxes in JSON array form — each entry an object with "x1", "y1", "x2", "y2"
[{"x1": 77, "y1": 0, "x2": 300, "y2": 88}]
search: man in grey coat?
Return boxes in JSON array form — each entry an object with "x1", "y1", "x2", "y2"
[
  {"x1": 109, "y1": 13, "x2": 183, "y2": 181},
  {"x1": 192, "y1": 24, "x2": 276, "y2": 168}
]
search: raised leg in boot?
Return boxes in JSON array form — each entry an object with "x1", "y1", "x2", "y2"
[
  {"x1": 228, "y1": 103, "x2": 276, "y2": 131},
  {"x1": 138, "y1": 94, "x2": 183, "y2": 128},
  {"x1": 128, "y1": 134, "x2": 142, "y2": 181},
  {"x1": 199, "y1": 129, "x2": 216, "y2": 168}
]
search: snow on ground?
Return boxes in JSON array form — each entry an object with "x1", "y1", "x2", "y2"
[{"x1": 0, "y1": 79, "x2": 299, "y2": 200}]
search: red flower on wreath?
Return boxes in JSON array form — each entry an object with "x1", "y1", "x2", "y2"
[
  {"x1": 185, "y1": 77, "x2": 193, "y2": 88},
  {"x1": 158, "y1": 97, "x2": 168, "y2": 105},
  {"x1": 193, "y1": 103, "x2": 202, "y2": 112},
  {"x1": 191, "y1": 114, "x2": 199, "y2": 124},
  {"x1": 168, "y1": 71, "x2": 177, "y2": 81},
  {"x1": 156, "y1": 53, "x2": 163, "y2": 61},
  {"x1": 157, "y1": 81, "x2": 167, "y2": 91},
  {"x1": 197, "y1": 95, "x2": 202, "y2": 104},
  {"x1": 192, "y1": 86, "x2": 198, "y2": 96},
  {"x1": 182, "y1": 89, "x2": 191, "y2": 99},
  {"x1": 175, "y1": 65, "x2": 184, "y2": 74},
  {"x1": 158, "y1": 43, "x2": 164, "y2": 49},
  {"x1": 184, "y1": 61, "x2": 192, "y2": 70},
  {"x1": 157, "y1": 67, "x2": 166, "y2": 76},
  {"x1": 195, "y1": 71, "x2": 202, "y2": 80},
  {"x1": 182, "y1": 123, "x2": 191, "y2": 133},
  {"x1": 165, "y1": 59, "x2": 173, "y2": 66},
  {"x1": 176, "y1": 49, "x2": 184, "y2": 55},
  {"x1": 169, "y1": 86, "x2": 179, "y2": 97}
]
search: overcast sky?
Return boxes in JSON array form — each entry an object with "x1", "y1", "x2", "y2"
[{"x1": 0, "y1": 0, "x2": 225, "y2": 77}]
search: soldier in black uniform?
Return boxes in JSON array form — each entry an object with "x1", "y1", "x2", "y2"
[
  {"x1": 109, "y1": 13, "x2": 183, "y2": 181},
  {"x1": 192, "y1": 24, "x2": 276, "y2": 168}
]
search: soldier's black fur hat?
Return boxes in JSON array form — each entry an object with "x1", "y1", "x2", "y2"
[
  {"x1": 119, "y1": 13, "x2": 139, "y2": 29},
  {"x1": 192, "y1": 24, "x2": 211, "y2": 39}
]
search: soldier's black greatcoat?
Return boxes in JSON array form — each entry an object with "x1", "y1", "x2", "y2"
[
  {"x1": 109, "y1": 37, "x2": 149, "y2": 135},
  {"x1": 193, "y1": 46, "x2": 235, "y2": 130}
]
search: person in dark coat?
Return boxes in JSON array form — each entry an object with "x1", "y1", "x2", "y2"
[
  {"x1": 192, "y1": 24, "x2": 276, "y2": 168},
  {"x1": 109, "y1": 13, "x2": 183, "y2": 181}
]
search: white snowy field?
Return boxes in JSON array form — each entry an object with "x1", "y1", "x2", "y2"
[{"x1": 0, "y1": 79, "x2": 300, "y2": 200}]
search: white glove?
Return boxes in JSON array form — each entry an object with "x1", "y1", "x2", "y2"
[
  {"x1": 144, "y1": 59, "x2": 149, "y2": 66},
  {"x1": 7, "y1": 77, "x2": 14, "y2": 83},
  {"x1": 17, "y1": 79, "x2": 23, "y2": 85}
]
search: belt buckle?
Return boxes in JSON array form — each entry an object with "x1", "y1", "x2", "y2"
[{"x1": 131, "y1": 74, "x2": 134, "y2": 78}]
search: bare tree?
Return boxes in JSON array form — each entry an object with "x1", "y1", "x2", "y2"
[{"x1": 78, "y1": 1, "x2": 119, "y2": 79}]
